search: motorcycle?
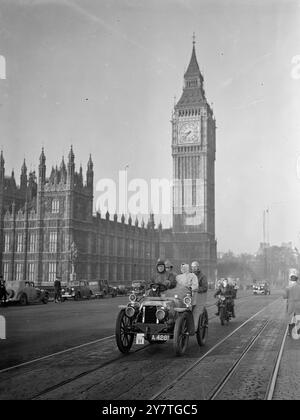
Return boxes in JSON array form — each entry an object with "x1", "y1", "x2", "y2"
[{"x1": 216, "y1": 295, "x2": 234, "y2": 325}]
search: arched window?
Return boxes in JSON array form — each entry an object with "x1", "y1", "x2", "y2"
[{"x1": 52, "y1": 199, "x2": 59, "y2": 214}]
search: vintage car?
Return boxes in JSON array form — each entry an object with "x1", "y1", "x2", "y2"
[
  {"x1": 5, "y1": 281, "x2": 49, "y2": 305},
  {"x1": 115, "y1": 282, "x2": 208, "y2": 357},
  {"x1": 253, "y1": 282, "x2": 271, "y2": 295},
  {"x1": 61, "y1": 280, "x2": 93, "y2": 301}
]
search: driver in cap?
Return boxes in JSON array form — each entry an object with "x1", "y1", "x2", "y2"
[{"x1": 151, "y1": 259, "x2": 172, "y2": 289}]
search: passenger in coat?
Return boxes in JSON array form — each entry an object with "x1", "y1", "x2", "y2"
[
  {"x1": 191, "y1": 261, "x2": 208, "y2": 330},
  {"x1": 283, "y1": 270, "x2": 300, "y2": 336},
  {"x1": 175, "y1": 263, "x2": 199, "y2": 301},
  {"x1": 164, "y1": 259, "x2": 177, "y2": 289}
]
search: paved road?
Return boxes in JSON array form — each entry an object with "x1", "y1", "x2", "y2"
[
  {"x1": 1, "y1": 290, "x2": 291, "y2": 400},
  {"x1": 0, "y1": 291, "x2": 226, "y2": 370}
]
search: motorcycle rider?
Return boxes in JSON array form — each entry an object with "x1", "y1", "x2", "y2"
[
  {"x1": 284, "y1": 269, "x2": 300, "y2": 336},
  {"x1": 214, "y1": 278, "x2": 236, "y2": 317},
  {"x1": 164, "y1": 259, "x2": 177, "y2": 289}
]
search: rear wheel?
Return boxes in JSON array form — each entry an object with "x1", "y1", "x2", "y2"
[
  {"x1": 220, "y1": 307, "x2": 226, "y2": 326},
  {"x1": 197, "y1": 308, "x2": 208, "y2": 346},
  {"x1": 19, "y1": 294, "x2": 28, "y2": 306},
  {"x1": 115, "y1": 309, "x2": 134, "y2": 354},
  {"x1": 173, "y1": 312, "x2": 190, "y2": 356}
]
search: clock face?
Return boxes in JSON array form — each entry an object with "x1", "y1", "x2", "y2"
[{"x1": 178, "y1": 122, "x2": 199, "y2": 144}]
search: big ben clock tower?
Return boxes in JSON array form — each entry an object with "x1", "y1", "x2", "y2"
[{"x1": 170, "y1": 37, "x2": 217, "y2": 281}]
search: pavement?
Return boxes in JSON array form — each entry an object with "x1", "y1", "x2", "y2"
[{"x1": 272, "y1": 321, "x2": 300, "y2": 400}]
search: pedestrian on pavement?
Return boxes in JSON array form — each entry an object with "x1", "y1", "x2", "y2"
[
  {"x1": 54, "y1": 275, "x2": 62, "y2": 303},
  {"x1": 164, "y1": 259, "x2": 177, "y2": 289},
  {"x1": 283, "y1": 269, "x2": 300, "y2": 336},
  {"x1": 0, "y1": 275, "x2": 8, "y2": 306}
]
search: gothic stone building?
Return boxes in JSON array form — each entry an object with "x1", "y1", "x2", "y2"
[
  {"x1": 0, "y1": 148, "x2": 160, "y2": 286},
  {"x1": 0, "y1": 42, "x2": 217, "y2": 286}
]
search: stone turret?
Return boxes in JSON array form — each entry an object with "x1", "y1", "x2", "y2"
[
  {"x1": 86, "y1": 154, "x2": 93, "y2": 191},
  {"x1": 20, "y1": 159, "x2": 27, "y2": 190},
  {"x1": 38, "y1": 148, "x2": 46, "y2": 187},
  {"x1": 67, "y1": 145, "x2": 75, "y2": 188}
]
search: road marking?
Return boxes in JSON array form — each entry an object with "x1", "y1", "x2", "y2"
[
  {"x1": 0, "y1": 335, "x2": 114, "y2": 375},
  {"x1": 150, "y1": 297, "x2": 281, "y2": 400}
]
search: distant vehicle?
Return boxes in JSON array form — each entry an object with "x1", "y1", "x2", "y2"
[
  {"x1": 5, "y1": 281, "x2": 49, "y2": 305},
  {"x1": 253, "y1": 282, "x2": 271, "y2": 295},
  {"x1": 86, "y1": 281, "x2": 118, "y2": 298},
  {"x1": 88, "y1": 281, "x2": 105, "y2": 299},
  {"x1": 61, "y1": 280, "x2": 93, "y2": 301},
  {"x1": 109, "y1": 286, "x2": 118, "y2": 297},
  {"x1": 117, "y1": 285, "x2": 129, "y2": 295}
]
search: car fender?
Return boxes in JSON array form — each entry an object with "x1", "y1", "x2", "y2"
[
  {"x1": 174, "y1": 309, "x2": 194, "y2": 332},
  {"x1": 6, "y1": 289, "x2": 15, "y2": 300},
  {"x1": 17, "y1": 291, "x2": 28, "y2": 301}
]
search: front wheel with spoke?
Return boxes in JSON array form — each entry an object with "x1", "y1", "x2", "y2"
[
  {"x1": 173, "y1": 312, "x2": 190, "y2": 356},
  {"x1": 197, "y1": 308, "x2": 208, "y2": 346},
  {"x1": 115, "y1": 309, "x2": 134, "y2": 354}
]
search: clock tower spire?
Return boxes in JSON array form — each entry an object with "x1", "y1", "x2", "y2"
[{"x1": 170, "y1": 37, "x2": 217, "y2": 283}]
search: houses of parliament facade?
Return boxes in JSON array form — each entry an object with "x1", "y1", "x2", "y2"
[{"x1": 0, "y1": 42, "x2": 217, "y2": 286}]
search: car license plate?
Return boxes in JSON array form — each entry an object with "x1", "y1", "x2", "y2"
[
  {"x1": 151, "y1": 334, "x2": 169, "y2": 341},
  {"x1": 136, "y1": 333, "x2": 145, "y2": 345}
]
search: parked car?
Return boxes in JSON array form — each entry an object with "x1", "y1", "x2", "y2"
[
  {"x1": 61, "y1": 280, "x2": 93, "y2": 301},
  {"x1": 108, "y1": 286, "x2": 118, "y2": 298},
  {"x1": 5, "y1": 281, "x2": 49, "y2": 305},
  {"x1": 88, "y1": 281, "x2": 106, "y2": 299},
  {"x1": 116, "y1": 284, "x2": 129, "y2": 295}
]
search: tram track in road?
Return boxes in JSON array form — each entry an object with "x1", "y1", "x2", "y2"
[
  {"x1": 35, "y1": 297, "x2": 279, "y2": 400},
  {"x1": 30, "y1": 343, "x2": 152, "y2": 400},
  {"x1": 150, "y1": 298, "x2": 280, "y2": 400},
  {"x1": 208, "y1": 320, "x2": 270, "y2": 400},
  {"x1": 0, "y1": 335, "x2": 115, "y2": 375},
  {"x1": 0, "y1": 293, "x2": 275, "y2": 400},
  {"x1": 0, "y1": 292, "x2": 252, "y2": 376}
]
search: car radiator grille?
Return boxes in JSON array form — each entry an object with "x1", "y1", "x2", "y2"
[{"x1": 136, "y1": 306, "x2": 157, "y2": 324}]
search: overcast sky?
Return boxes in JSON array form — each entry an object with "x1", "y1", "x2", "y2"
[{"x1": 0, "y1": 0, "x2": 300, "y2": 254}]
